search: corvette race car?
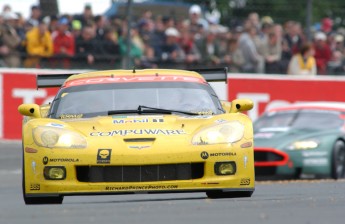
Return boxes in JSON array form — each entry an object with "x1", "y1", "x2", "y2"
[
  {"x1": 254, "y1": 102, "x2": 345, "y2": 179},
  {"x1": 18, "y1": 68, "x2": 255, "y2": 204}
]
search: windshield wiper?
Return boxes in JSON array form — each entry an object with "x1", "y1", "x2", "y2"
[{"x1": 108, "y1": 105, "x2": 199, "y2": 116}]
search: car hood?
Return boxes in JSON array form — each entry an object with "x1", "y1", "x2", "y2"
[{"x1": 254, "y1": 127, "x2": 338, "y2": 149}]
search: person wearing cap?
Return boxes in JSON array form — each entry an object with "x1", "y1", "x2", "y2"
[
  {"x1": 184, "y1": 4, "x2": 208, "y2": 33},
  {"x1": 156, "y1": 27, "x2": 185, "y2": 63},
  {"x1": 0, "y1": 11, "x2": 21, "y2": 67},
  {"x1": 51, "y1": 17, "x2": 75, "y2": 68},
  {"x1": 24, "y1": 19, "x2": 53, "y2": 68},
  {"x1": 313, "y1": 31, "x2": 331, "y2": 74},
  {"x1": 288, "y1": 43, "x2": 316, "y2": 75}
]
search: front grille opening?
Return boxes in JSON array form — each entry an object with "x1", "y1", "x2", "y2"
[
  {"x1": 76, "y1": 163, "x2": 204, "y2": 183},
  {"x1": 254, "y1": 151, "x2": 284, "y2": 162},
  {"x1": 123, "y1": 138, "x2": 156, "y2": 142}
]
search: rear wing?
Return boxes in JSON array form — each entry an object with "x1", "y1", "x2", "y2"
[
  {"x1": 36, "y1": 67, "x2": 228, "y2": 88},
  {"x1": 191, "y1": 67, "x2": 228, "y2": 83},
  {"x1": 37, "y1": 73, "x2": 75, "y2": 88}
]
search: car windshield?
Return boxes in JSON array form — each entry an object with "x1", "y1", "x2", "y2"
[
  {"x1": 254, "y1": 109, "x2": 345, "y2": 131},
  {"x1": 49, "y1": 81, "x2": 223, "y2": 118}
]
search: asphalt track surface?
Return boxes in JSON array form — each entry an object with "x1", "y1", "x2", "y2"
[{"x1": 1, "y1": 140, "x2": 344, "y2": 224}]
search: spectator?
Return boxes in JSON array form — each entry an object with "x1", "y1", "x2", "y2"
[
  {"x1": 74, "y1": 4, "x2": 94, "y2": 27},
  {"x1": 24, "y1": 19, "x2": 53, "y2": 68},
  {"x1": 47, "y1": 15, "x2": 59, "y2": 33},
  {"x1": 238, "y1": 24, "x2": 264, "y2": 73},
  {"x1": 184, "y1": 4, "x2": 208, "y2": 33},
  {"x1": 94, "y1": 15, "x2": 107, "y2": 40},
  {"x1": 221, "y1": 38, "x2": 245, "y2": 73},
  {"x1": 264, "y1": 32, "x2": 282, "y2": 74},
  {"x1": 313, "y1": 32, "x2": 331, "y2": 75},
  {"x1": 148, "y1": 16, "x2": 166, "y2": 55},
  {"x1": 156, "y1": 27, "x2": 185, "y2": 63},
  {"x1": 180, "y1": 31, "x2": 201, "y2": 65},
  {"x1": 99, "y1": 28, "x2": 120, "y2": 67},
  {"x1": 51, "y1": 17, "x2": 75, "y2": 68},
  {"x1": 283, "y1": 21, "x2": 303, "y2": 57},
  {"x1": 334, "y1": 34, "x2": 344, "y2": 52},
  {"x1": 1, "y1": 5, "x2": 11, "y2": 14},
  {"x1": 321, "y1": 17, "x2": 333, "y2": 35},
  {"x1": 27, "y1": 5, "x2": 41, "y2": 27},
  {"x1": 71, "y1": 20, "x2": 82, "y2": 39},
  {"x1": 248, "y1": 12, "x2": 260, "y2": 31},
  {"x1": 196, "y1": 27, "x2": 221, "y2": 65},
  {"x1": 327, "y1": 50, "x2": 345, "y2": 75},
  {"x1": 75, "y1": 25, "x2": 99, "y2": 66},
  {"x1": 280, "y1": 39, "x2": 293, "y2": 73},
  {"x1": 0, "y1": 11, "x2": 21, "y2": 67},
  {"x1": 288, "y1": 43, "x2": 316, "y2": 75},
  {"x1": 118, "y1": 24, "x2": 143, "y2": 67}
]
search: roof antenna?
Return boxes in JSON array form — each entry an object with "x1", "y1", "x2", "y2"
[{"x1": 132, "y1": 66, "x2": 136, "y2": 73}]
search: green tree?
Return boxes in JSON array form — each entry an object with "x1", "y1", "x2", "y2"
[{"x1": 215, "y1": 0, "x2": 345, "y2": 27}]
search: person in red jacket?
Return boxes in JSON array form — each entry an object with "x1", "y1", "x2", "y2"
[
  {"x1": 313, "y1": 32, "x2": 331, "y2": 75},
  {"x1": 51, "y1": 17, "x2": 75, "y2": 68}
]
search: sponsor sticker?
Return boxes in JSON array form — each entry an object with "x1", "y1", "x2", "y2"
[
  {"x1": 240, "y1": 178, "x2": 251, "y2": 186},
  {"x1": 65, "y1": 75, "x2": 204, "y2": 87},
  {"x1": 303, "y1": 158, "x2": 328, "y2": 166},
  {"x1": 215, "y1": 119, "x2": 228, "y2": 124},
  {"x1": 59, "y1": 114, "x2": 83, "y2": 119},
  {"x1": 46, "y1": 123, "x2": 64, "y2": 128},
  {"x1": 90, "y1": 129, "x2": 186, "y2": 136},
  {"x1": 180, "y1": 115, "x2": 213, "y2": 119},
  {"x1": 302, "y1": 151, "x2": 328, "y2": 157},
  {"x1": 30, "y1": 183, "x2": 40, "y2": 191},
  {"x1": 244, "y1": 156, "x2": 248, "y2": 168},
  {"x1": 97, "y1": 149, "x2": 112, "y2": 164},
  {"x1": 200, "y1": 151, "x2": 236, "y2": 160},
  {"x1": 43, "y1": 157, "x2": 79, "y2": 165},
  {"x1": 105, "y1": 185, "x2": 178, "y2": 191},
  {"x1": 201, "y1": 151, "x2": 209, "y2": 159},
  {"x1": 113, "y1": 118, "x2": 164, "y2": 124}
]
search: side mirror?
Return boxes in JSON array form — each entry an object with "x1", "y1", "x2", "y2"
[
  {"x1": 18, "y1": 104, "x2": 41, "y2": 118},
  {"x1": 230, "y1": 99, "x2": 253, "y2": 113}
]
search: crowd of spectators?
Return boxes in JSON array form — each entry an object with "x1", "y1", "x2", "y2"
[{"x1": 1, "y1": 3, "x2": 345, "y2": 75}]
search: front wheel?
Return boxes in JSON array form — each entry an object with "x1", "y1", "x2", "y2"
[
  {"x1": 331, "y1": 140, "x2": 345, "y2": 179},
  {"x1": 206, "y1": 190, "x2": 253, "y2": 199}
]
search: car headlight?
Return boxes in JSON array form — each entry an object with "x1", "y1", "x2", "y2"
[
  {"x1": 286, "y1": 139, "x2": 319, "y2": 150},
  {"x1": 192, "y1": 121, "x2": 244, "y2": 145},
  {"x1": 33, "y1": 126, "x2": 87, "y2": 148}
]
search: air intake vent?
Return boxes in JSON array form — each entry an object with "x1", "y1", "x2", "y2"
[{"x1": 76, "y1": 163, "x2": 204, "y2": 182}]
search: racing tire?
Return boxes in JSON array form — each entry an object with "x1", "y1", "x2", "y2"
[
  {"x1": 22, "y1": 146, "x2": 64, "y2": 205},
  {"x1": 206, "y1": 190, "x2": 253, "y2": 199},
  {"x1": 331, "y1": 140, "x2": 345, "y2": 179}
]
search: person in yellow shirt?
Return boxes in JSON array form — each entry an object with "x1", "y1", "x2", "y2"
[
  {"x1": 288, "y1": 43, "x2": 317, "y2": 75},
  {"x1": 24, "y1": 20, "x2": 53, "y2": 68}
]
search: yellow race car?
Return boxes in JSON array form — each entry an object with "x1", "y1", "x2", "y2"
[{"x1": 18, "y1": 68, "x2": 255, "y2": 204}]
